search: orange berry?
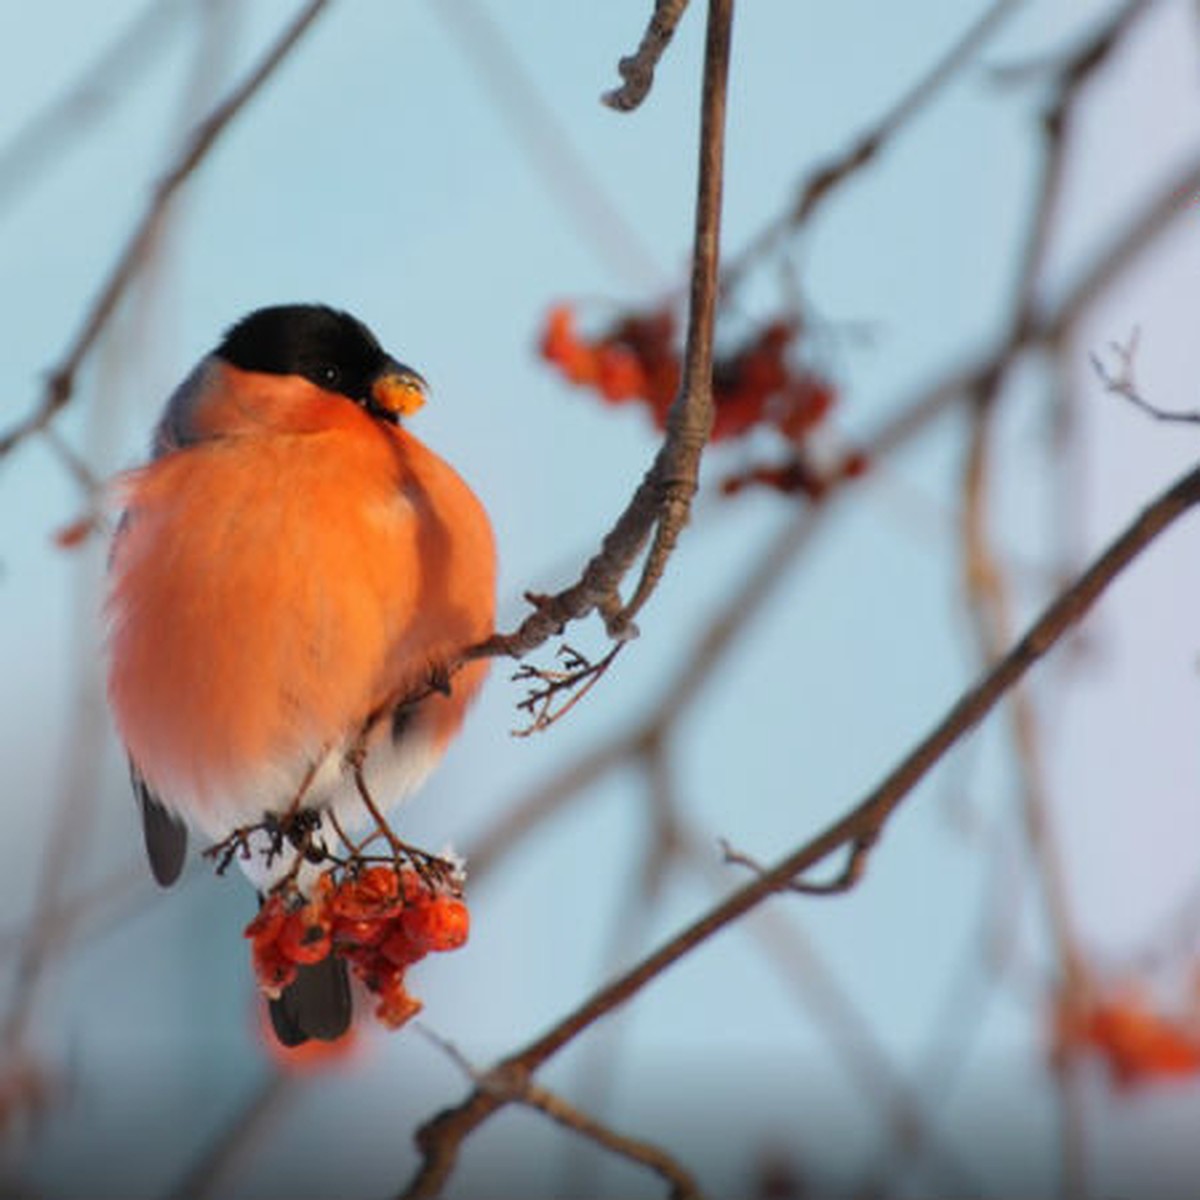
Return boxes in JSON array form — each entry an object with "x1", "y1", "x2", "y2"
[
  {"x1": 595, "y1": 344, "x2": 647, "y2": 402},
  {"x1": 539, "y1": 305, "x2": 577, "y2": 365},
  {"x1": 398, "y1": 868, "x2": 428, "y2": 903},
  {"x1": 361, "y1": 865, "x2": 400, "y2": 900},
  {"x1": 332, "y1": 915, "x2": 389, "y2": 948},
  {"x1": 380, "y1": 925, "x2": 424, "y2": 968},
  {"x1": 279, "y1": 905, "x2": 332, "y2": 965},
  {"x1": 711, "y1": 385, "x2": 770, "y2": 442},
  {"x1": 773, "y1": 377, "x2": 836, "y2": 443},
  {"x1": 244, "y1": 894, "x2": 288, "y2": 946},
  {"x1": 253, "y1": 941, "x2": 297, "y2": 998},
  {"x1": 53, "y1": 515, "x2": 97, "y2": 551},
  {"x1": 331, "y1": 868, "x2": 402, "y2": 920},
  {"x1": 401, "y1": 896, "x2": 470, "y2": 953},
  {"x1": 375, "y1": 979, "x2": 423, "y2": 1029},
  {"x1": 563, "y1": 345, "x2": 600, "y2": 386},
  {"x1": 347, "y1": 950, "x2": 399, "y2": 995},
  {"x1": 839, "y1": 450, "x2": 869, "y2": 479}
]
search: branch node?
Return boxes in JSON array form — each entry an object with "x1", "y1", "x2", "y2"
[
  {"x1": 1092, "y1": 328, "x2": 1200, "y2": 425},
  {"x1": 602, "y1": 0, "x2": 692, "y2": 112},
  {"x1": 719, "y1": 829, "x2": 880, "y2": 897}
]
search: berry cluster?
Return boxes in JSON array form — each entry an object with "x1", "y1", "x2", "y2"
[
  {"x1": 245, "y1": 864, "x2": 469, "y2": 1030},
  {"x1": 539, "y1": 304, "x2": 866, "y2": 498},
  {"x1": 1053, "y1": 984, "x2": 1200, "y2": 1089},
  {"x1": 718, "y1": 450, "x2": 869, "y2": 502}
]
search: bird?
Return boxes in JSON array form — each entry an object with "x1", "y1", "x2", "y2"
[{"x1": 105, "y1": 304, "x2": 496, "y2": 1046}]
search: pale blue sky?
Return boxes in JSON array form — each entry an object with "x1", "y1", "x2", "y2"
[{"x1": 3, "y1": 2, "x2": 1200, "y2": 1197}]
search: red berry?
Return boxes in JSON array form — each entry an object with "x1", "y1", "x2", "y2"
[
  {"x1": 279, "y1": 906, "x2": 332, "y2": 965},
  {"x1": 380, "y1": 924, "x2": 425, "y2": 968},
  {"x1": 401, "y1": 896, "x2": 470, "y2": 952},
  {"x1": 332, "y1": 915, "x2": 388, "y2": 948},
  {"x1": 331, "y1": 867, "x2": 402, "y2": 920},
  {"x1": 253, "y1": 941, "x2": 297, "y2": 998},
  {"x1": 245, "y1": 894, "x2": 288, "y2": 946},
  {"x1": 375, "y1": 979, "x2": 423, "y2": 1029}
]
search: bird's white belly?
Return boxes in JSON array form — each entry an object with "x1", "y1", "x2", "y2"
[{"x1": 186, "y1": 717, "x2": 444, "y2": 892}]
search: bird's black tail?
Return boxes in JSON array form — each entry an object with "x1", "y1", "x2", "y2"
[{"x1": 268, "y1": 953, "x2": 353, "y2": 1046}]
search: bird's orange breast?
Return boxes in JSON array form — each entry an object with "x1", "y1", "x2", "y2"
[{"x1": 106, "y1": 400, "x2": 495, "y2": 820}]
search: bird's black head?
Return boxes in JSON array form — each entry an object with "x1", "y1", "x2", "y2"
[{"x1": 216, "y1": 305, "x2": 426, "y2": 423}]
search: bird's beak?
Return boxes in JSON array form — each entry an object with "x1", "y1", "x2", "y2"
[{"x1": 369, "y1": 362, "x2": 428, "y2": 423}]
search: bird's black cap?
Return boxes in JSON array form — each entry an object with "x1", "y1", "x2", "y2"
[{"x1": 216, "y1": 305, "x2": 421, "y2": 414}]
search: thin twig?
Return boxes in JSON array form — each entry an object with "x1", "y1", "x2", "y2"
[
  {"x1": 1092, "y1": 329, "x2": 1200, "y2": 424},
  {"x1": 603, "y1": 0, "x2": 692, "y2": 112},
  {"x1": 858, "y1": 147, "x2": 1200, "y2": 468},
  {"x1": 467, "y1": 733, "x2": 641, "y2": 879},
  {"x1": 554, "y1": 744, "x2": 683, "y2": 1196},
  {"x1": 0, "y1": 0, "x2": 193, "y2": 213},
  {"x1": 365, "y1": 26, "x2": 1200, "y2": 760},
  {"x1": 3, "y1": 553, "x2": 112, "y2": 1053},
  {"x1": 419, "y1": 1025, "x2": 705, "y2": 1200},
  {"x1": 520, "y1": 1078, "x2": 705, "y2": 1200},
  {"x1": 961, "y1": 398, "x2": 1090, "y2": 1198},
  {"x1": 402, "y1": 458, "x2": 1200, "y2": 1198},
  {"x1": 469, "y1": 0, "x2": 731, "y2": 658},
  {"x1": 0, "y1": 0, "x2": 331, "y2": 466},
  {"x1": 851, "y1": 823, "x2": 1026, "y2": 1195},
  {"x1": 722, "y1": 0, "x2": 1023, "y2": 292},
  {"x1": 434, "y1": 0, "x2": 663, "y2": 288},
  {"x1": 1009, "y1": 0, "x2": 1155, "y2": 340},
  {"x1": 687, "y1": 835, "x2": 989, "y2": 1197},
  {"x1": 511, "y1": 642, "x2": 625, "y2": 736},
  {"x1": 719, "y1": 832, "x2": 878, "y2": 896},
  {"x1": 951, "y1": 10, "x2": 1158, "y2": 1182}
]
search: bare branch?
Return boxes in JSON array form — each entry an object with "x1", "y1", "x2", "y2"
[
  {"x1": 433, "y1": 0, "x2": 663, "y2": 288},
  {"x1": 0, "y1": 0, "x2": 331, "y2": 467},
  {"x1": 719, "y1": 832, "x2": 878, "y2": 896},
  {"x1": 519, "y1": 1078, "x2": 705, "y2": 1200},
  {"x1": 459, "y1": 0, "x2": 731, "y2": 667},
  {"x1": 1009, "y1": 0, "x2": 1156, "y2": 340},
  {"x1": 0, "y1": 0, "x2": 192, "y2": 214},
  {"x1": 603, "y1": 0, "x2": 692, "y2": 112},
  {"x1": 1091, "y1": 329, "x2": 1200, "y2": 424},
  {"x1": 404, "y1": 454, "x2": 1200, "y2": 1196},
  {"x1": 511, "y1": 642, "x2": 624, "y2": 736},
  {"x1": 723, "y1": 0, "x2": 1023, "y2": 291},
  {"x1": 420, "y1": 1026, "x2": 705, "y2": 1200},
  {"x1": 961, "y1": 398, "x2": 1090, "y2": 1195}
]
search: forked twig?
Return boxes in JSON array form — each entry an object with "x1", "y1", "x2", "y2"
[
  {"x1": 418, "y1": 1025, "x2": 705, "y2": 1200},
  {"x1": 401, "y1": 457, "x2": 1200, "y2": 1198},
  {"x1": 719, "y1": 832, "x2": 879, "y2": 896},
  {"x1": 1092, "y1": 328, "x2": 1200, "y2": 425},
  {"x1": 511, "y1": 642, "x2": 625, "y2": 736},
  {"x1": 603, "y1": 0, "x2": 693, "y2": 112}
]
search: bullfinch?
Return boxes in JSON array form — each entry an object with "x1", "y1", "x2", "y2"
[{"x1": 105, "y1": 304, "x2": 496, "y2": 1045}]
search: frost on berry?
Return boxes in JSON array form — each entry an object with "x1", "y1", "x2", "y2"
[{"x1": 244, "y1": 860, "x2": 469, "y2": 1034}]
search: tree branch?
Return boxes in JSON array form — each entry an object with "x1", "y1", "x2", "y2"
[
  {"x1": 723, "y1": 0, "x2": 1023, "y2": 291},
  {"x1": 469, "y1": 0, "x2": 732, "y2": 661},
  {"x1": 603, "y1": 0, "x2": 693, "y2": 112},
  {"x1": 420, "y1": 1026, "x2": 705, "y2": 1200},
  {"x1": 402, "y1": 447, "x2": 1200, "y2": 1195},
  {"x1": 0, "y1": 0, "x2": 331, "y2": 467}
]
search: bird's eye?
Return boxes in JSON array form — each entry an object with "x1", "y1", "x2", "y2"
[{"x1": 321, "y1": 365, "x2": 341, "y2": 387}]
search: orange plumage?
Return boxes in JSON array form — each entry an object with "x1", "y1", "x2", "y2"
[
  {"x1": 108, "y1": 361, "x2": 492, "y2": 833},
  {"x1": 104, "y1": 306, "x2": 495, "y2": 1044}
]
